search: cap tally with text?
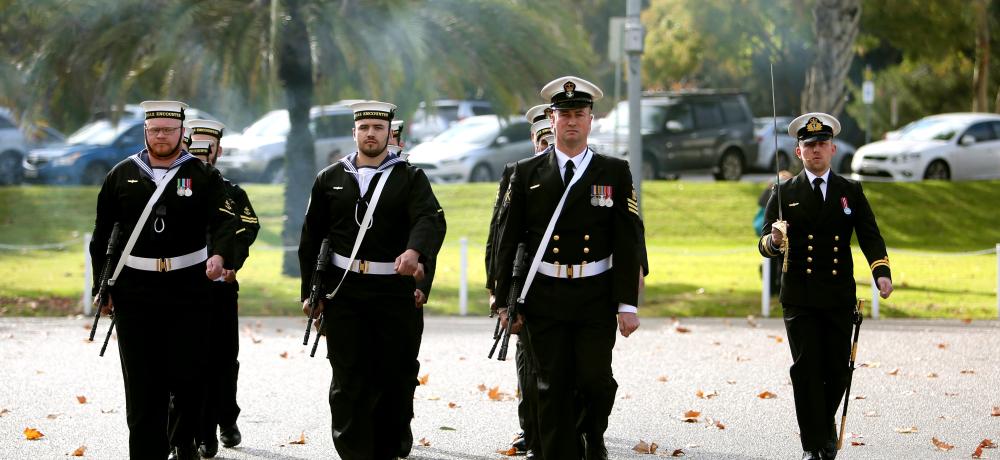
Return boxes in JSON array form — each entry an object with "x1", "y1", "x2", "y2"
[
  {"x1": 391, "y1": 119, "x2": 405, "y2": 136},
  {"x1": 788, "y1": 112, "x2": 841, "y2": 143},
  {"x1": 531, "y1": 119, "x2": 553, "y2": 142},
  {"x1": 140, "y1": 101, "x2": 188, "y2": 121},
  {"x1": 540, "y1": 76, "x2": 604, "y2": 109},
  {"x1": 350, "y1": 101, "x2": 397, "y2": 122},
  {"x1": 525, "y1": 104, "x2": 551, "y2": 124},
  {"x1": 188, "y1": 139, "x2": 213, "y2": 157},
  {"x1": 185, "y1": 119, "x2": 225, "y2": 139}
]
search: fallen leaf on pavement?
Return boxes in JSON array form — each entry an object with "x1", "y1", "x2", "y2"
[
  {"x1": 991, "y1": 406, "x2": 1000, "y2": 416},
  {"x1": 851, "y1": 441, "x2": 866, "y2": 446},
  {"x1": 417, "y1": 437, "x2": 430, "y2": 446},
  {"x1": 447, "y1": 402, "x2": 458, "y2": 409},
  {"x1": 289, "y1": 432, "x2": 306, "y2": 444},
  {"x1": 961, "y1": 369, "x2": 976, "y2": 374},
  {"x1": 46, "y1": 414, "x2": 61, "y2": 419},
  {"x1": 279, "y1": 351, "x2": 288, "y2": 359},
  {"x1": 944, "y1": 392, "x2": 959, "y2": 397},
  {"x1": 439, "y1": 426, "x2": 456, "y2": 431},
  {"x1": 926, "y1": 372, "x2": 938, "y2": 378},
  {"x1": 936, "y1": 343, "x2": 948, "y2": 349},
  {"x1": 767, "y1": 334, "x2": 784, "y2": 343},
  {"x1": 657, "y1": 375, "x2": 669, "y2": 382},
  {"x1": 476, "y1": 384, "x2": 487, "y2": 392},
  {"x1": 0, "y1": 409, "x2": 8, "y2": 417},
  {"x1": 980, "y1": 439, "x2": 996, "y2": 448},
  {"x1": 682, "y1": 410, "x2": 700, "y2": 423},
  {"x1": 854, "y1": 394, "x2": 867, "y2": 400},
  {"x1": 714, "y1": 420, "x2": 726, "y2": 430},
  {"x1": 632, "y1": 440, "x2": 658, "y2": 454},
  {"x1": 76, "y1": 395, "x2": 87, "y2": 404},
  {"x1": 746, "y1": 315, "x2": 758, "y2": 328},
  {"x1": 894, "y1": 426, "x2": 918, "y2": 434},
  {"x1": 757, "y1": 391, "x2": 777, "y2": 399},
  {"x1": 426, "y1": 396, "x2": 440, "y2": 401},
  {"x1": 737, "y1": 356, "x2": 751, "y2": 362},
  {"x1": 859, "y1": 361, "x2": 880, "y2": 368},
  {"x1": 671, "y1": 448, "x2": 685, "y2": 456},
  {"x1": 24, "y1": 428, "x2": 44, "y2": 440},
  {"x1": 497, "y1": 446, "x2": 517, "y2": 456},
  {"x1": 961, "y1": 318, "x2": 973, "y2": 324},
  {"x1": 418, "y1": 374, "x2": 429, "y2": 385},
  {"x1": 71, "y1": 445, "x2": 86, "y2": 456},
  {"x1": 887, "y1": 368, "x2": 900, "y2": 376},
  {"x1": 673, "y1": 322, "x2": 691, "y2": 333},
  {"x1": 696, "y1": 389, "x2": 718, "y2": 399},
  {"x1": 931, "y1": 437, "x2": 954, "y2": 451},
  {"x1": 100, "y1": 408, "x2": 116, "y2": 414},
  {"x1": 726, "y1": 379, "x2": 737, "y2": 384}
]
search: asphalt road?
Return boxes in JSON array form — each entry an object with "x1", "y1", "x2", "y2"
[{"x1": 1, "y1": 316, "x2": 998, "y2": 459}]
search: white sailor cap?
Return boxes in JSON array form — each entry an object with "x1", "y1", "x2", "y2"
[
  {"x1": 540, "y1": 132, "x2": 555, "y2": 145},
  {"x1": 140, "y1": 100, "x2": 188, "y2": 121},
  {"x1": 349, "y1": 100, "x2": 397, "y2": 121},
  {"x1": 540, "y1": 76, "x2": 604, "y2": 109},
  {"x1": 391, "y1": 119, "x2": 405, "y2": 135},
  {"x1": 788, "y1": 112, "x2": 841, "y2": 142},
  {"x1": 531, "y1": 119, "x2": 553, "y2": 142},
  {"x1": 525, "y1": 104, "x2": 551, "y2": 124},
  {"x1": 185, "y1": 119, "x2": 226, "y2": 138},
  {"x1": 188, "y1": 139, "x2": 213, "y2": 157}
]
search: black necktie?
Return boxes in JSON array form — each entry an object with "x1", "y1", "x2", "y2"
[
  {"x1": 812, "y1": 177, "x2": 825, "y2": 206},
  {"x1": 564, "y1": 160, "x2": 575, "y2": 188}
]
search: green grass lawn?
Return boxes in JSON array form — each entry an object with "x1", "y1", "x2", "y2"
[{"x1": 1, "y1": 180, "x2": 998, "y2": 318}]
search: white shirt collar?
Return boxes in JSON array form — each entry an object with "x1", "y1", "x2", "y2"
[
  {"x1": 804, "y1": 168, "x2": 830, "y2": 185},
  {"x1": 554, "y1": 146, "x2": 589, "y2": 171}
]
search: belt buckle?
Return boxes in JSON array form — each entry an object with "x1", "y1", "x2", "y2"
[
  {"x1": 566, "y1": 265, "x2": 574, "y2": 279},
  {"x1": 157, "y1": 258, "x2": 171, "y2": 272},
  {"x1": 358, "y1": 260, "x2": 368, "y2": 274}
]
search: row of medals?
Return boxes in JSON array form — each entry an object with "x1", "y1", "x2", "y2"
[{"x1": 591, "y1": 195, "x2": 613, "y2": 207}]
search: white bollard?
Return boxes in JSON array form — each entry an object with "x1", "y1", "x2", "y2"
[
  {"x1": 870, "y1": 277, "x2": 880, "y2": 319},
  {"x1": 83, "y1": 233, "x2": 92, "y2": 316},
  {"x1": 459, "y1": 237, "x2": 468, "y2": 316},
  {"x1": 761, "y1": 257, "x2": 771, "y2": 317}
]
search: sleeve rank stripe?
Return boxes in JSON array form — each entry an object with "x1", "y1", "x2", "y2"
[
  {"x1": 870, "y1": 261, "x2": 889, "y2": 271},
  {"x1": 869, "y1": 257, "x2": 890, "y2": 270},
  {"x1": 760, "y1": 235, "x2": 779, "y2": 256},
  {"x1": 219, "y1": 207, "x2": 236, "y2": 216},
  {"x1": 235, "y1": 228, "x2": 246, "y2": 234}
]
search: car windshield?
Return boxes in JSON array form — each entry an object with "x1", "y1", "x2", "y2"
[
  {"x1": 244, "y1": 111, "x2": 290, "y2": 137},
  {"x1": 66, "y1": 120, "x2": 135, "y2": 146},
  {"x1": 596, "y1": 101, "x2": 668, "y2": 134},
  {"x1": 432, "y1": 117, "x2": 500, "y2": 145},
  {"x1": 898, "y1": 118, "x2": 965, "y2": 141}
]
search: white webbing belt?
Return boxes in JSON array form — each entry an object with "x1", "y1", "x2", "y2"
[
  {"x1": 537, "y1": 255, "x2": 612, "y2": 279},
  {"x1": 517, "y1": 149, "x2": 593, "y2": 302},
  {"x1": 108, "y1": 166, "x2": 181, "y2": 286},
  {"x1": 325, "y1": 166, "x2": 395, "y2": 300},
  {"x1": 331, "y1": 253, "x2": 396, "y2": 275},
  {"x1": 125, "y1": 247, "x2": 208, "y2": 272}
]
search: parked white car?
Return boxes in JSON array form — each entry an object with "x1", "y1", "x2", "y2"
[
  {"x1": 753, "y1": 116, "x2": 856, "y2": 174},
  {"x1": 216, "y1": 104, "x2": 357, "y2": 183},
  {"x1": 851, "y1": 113, "x2": 1000, "y2": 181},
  {"x1": 407, "y1": 115, "x2": 532, "y2": 183}
]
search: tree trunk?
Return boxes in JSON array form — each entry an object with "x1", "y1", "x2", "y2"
[
  {"x1": 800, "y1": 0, "x2": 861, "y2": 116},
  {"x1": 972, "y1": 0, "x2": 991, "y2": 112},
  {"x1": 278, "y1": 0, "x2": 315, "y2": 277}
]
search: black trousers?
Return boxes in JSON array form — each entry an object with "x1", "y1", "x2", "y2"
[
  {"x1": 398, "y1": 301, "x2": 424, "y2": 458},
  {"x1": 199, "y1": 281, "x2": 241, "y2": 441},
  {"x1": 524, "y1": 311, "x2": 617, "y2": 460},
  {"x1": 782, "y1": 303, "x2": 854, "y2": 451},
  {"x1": 114, "y1": 289, "x2": 209, "y2": 459},
  {"x1": 516, "y1": 333, "x2": 541, "y2": 452},
  {"x1": 325, "y1": 289, "x2": 419, "y2": 460}
]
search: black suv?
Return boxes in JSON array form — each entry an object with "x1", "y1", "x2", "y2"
[{"x1": 591, "y1": 90, "x2": 756, "y2": 180}]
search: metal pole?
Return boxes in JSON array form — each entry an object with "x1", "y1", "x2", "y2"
[
  {"x1": 613, "y1": 57, "x2": 622, "y2": 159},
  {"x1": 459, "y1": 237, "x2": 468, "y2": 316},
  {"x1": 626, "y1": 0, "x2": 644, "y2": 214},
  {"x1": 870, "y1": 277, "x2": 880, "y2": 319},
  {"x1": 83, "y1": 233, "x2": 92, "y2": 316},
  {"x1": 761, "y1": 257, "x2": 771, "y2": 317}
]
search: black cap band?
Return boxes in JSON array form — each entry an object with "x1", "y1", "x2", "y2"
[{"x1": 354, "y1": 110, "x2": 394, "y2": 121}]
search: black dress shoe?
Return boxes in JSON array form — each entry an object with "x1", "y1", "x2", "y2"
[
  {"x1": 167, "y1": 448, "x2": 178, "y2": 460},
  {"x1": 802, "y1": 450, "x2": 822, "y2": 460},
  {"x1": 820, "y1": 441, "x2": 838, "y2": 460},
  {"x1": 199, "y1": 437, "x2": 219, "y2": 458},
  {"x1": 175, "y1": 443, "x2": 200, "y2": 460},
  {"x1": 585, "y1": 436, "x2": 608, "y2": 460},
  {"x1": 512, "y1": 432, "x2": 527, "y2": 453},
  {"x1": 219, "y1": 424, "x2": 242, "y2": 448}
]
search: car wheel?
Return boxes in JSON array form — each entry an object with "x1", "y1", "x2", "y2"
[
  {"x1": 714, "y1": 149, "x2": 744, "y2": 181},
  {"x1": 838, "y1": 154, "x2": 853, "y2": 174},
  {"x1": 82, "y1": 162, "x2": 109, "y2": 185},
  {"x1": 642, "y1": 155, "x2": 658, "y2": 180},
  {"x1": 469, "y1": 163, "x2": 493, "y2": 183},
  {"x1": 923, "y1": 160, "x2": 950, "y2": 180},
  {"x1": 263, "y1": 160, "x2": 285, "y2": 184},
  {"x1": 0, "y1": 151, "x2": 24, "y2": 185}
]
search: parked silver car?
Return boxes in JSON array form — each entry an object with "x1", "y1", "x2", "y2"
[
  {"x1": 0, "y1": 108, "x2": 29, "y2": 185},
  {"x1": 753, "y1": 116, "x2": 856, "y2": 174},
  {"x1": 407, "y1": 115, "x2": 532, "y2": 183},
  {"x1": 408, "y1": 100, "x2": 495, "y2": 144},
  {"x1": 216, "y1": 104, "x2": 357, "y2": 183}
]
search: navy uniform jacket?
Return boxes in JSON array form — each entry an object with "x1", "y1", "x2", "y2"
[
  {"x1": 90, "y1": 151, "x2": 238, "y2": 296},
  {"x1": 298, "y1": 153, "x2": 446, "y2": 301},
  {"x1": 224, "y1": 180, "x2": 260, "y2": 271},
  {"x1": 758, "y1": 171, "x2": 891, "y2": 308},
  {"x1": 494, "y1": 149, "x2": 642, "y2": 318}
]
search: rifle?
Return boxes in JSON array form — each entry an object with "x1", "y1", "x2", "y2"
[
  {"x1": 303, "y1": 238, "x2": 332, "y2": 347},
  {"x1": 496, "y1": 243, "x2": 527, "y2": 361},
  {"x1": 89, "y1": 222, "x2": 120, "y2": 343},
  {"x1": 837, "y1": 298, "x2": 865, "y2": 450},
  {"x1": 486, "y1": 313, "x2": 502, "y2": 359}
]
